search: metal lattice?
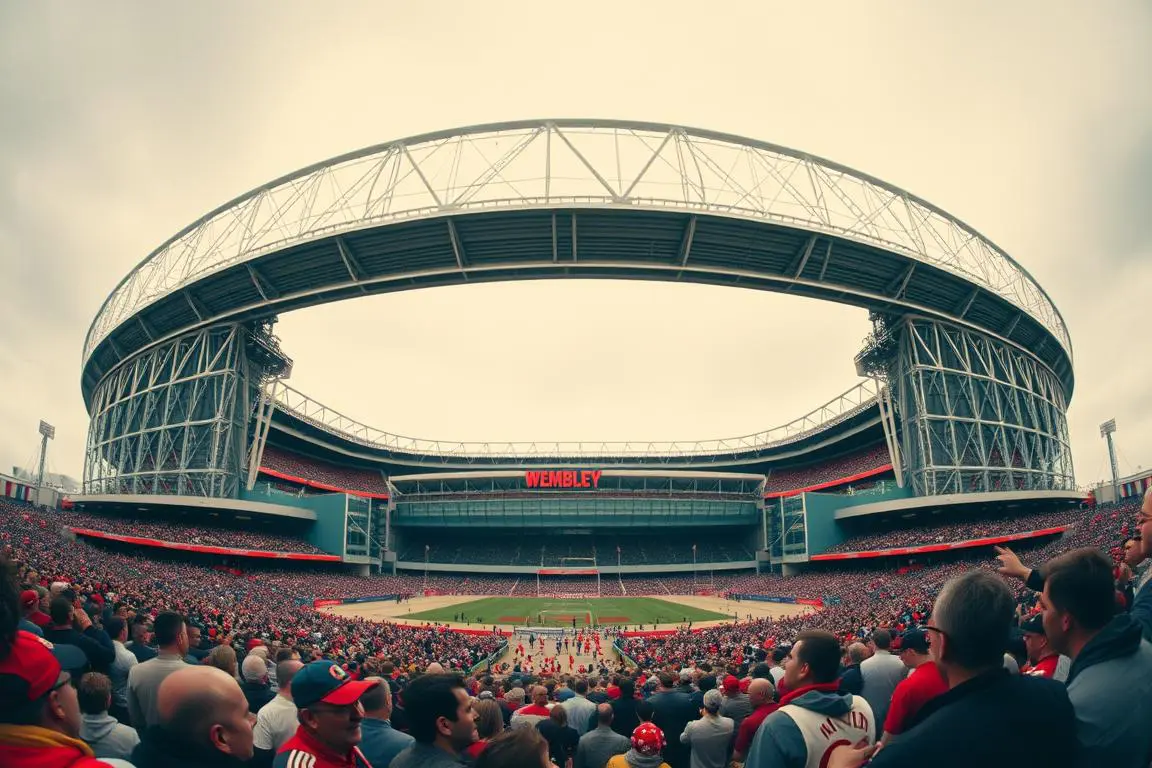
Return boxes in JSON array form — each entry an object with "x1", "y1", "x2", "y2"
[
  {"x1": 890, "y1": 318, "x2": 1074, "y2": 495},
  {"x1": 84, "y1": 120, "x2": 1071, "y2": 367},
  {"x1": 83, "y1": 326, "x2": 257, "y2": 497},
  {"x1": 270, "y1": 379, "x2": 879, "y2": 459}
]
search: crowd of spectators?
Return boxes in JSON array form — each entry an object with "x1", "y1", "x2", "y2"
[
  {"x1": 400, "y1": 536, "x2": 756, "y2": 567},
  {"x1": 259, "y1": 444, "x2": 390, "y2": 496},
  {"x1": 822, "y1": 505, "x2": 1083, "y2": 554},
  {"x1": 54, "y1": 508, "x2": 327, "y2": 555},
  {"x1": 762, "y1": 443, "x2": 892, "y2": 494}
]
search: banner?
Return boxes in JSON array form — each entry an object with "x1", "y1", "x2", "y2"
[
  {"x1": 795, "y1": 598, "x2": 824, "y2": 607},
  {"x1": 342, "y1": 595, "x2": 399, "y2": 604},
  {"x1": 809, "y1": 526, "x2": 1070, "y2": 561},
  {"x1": 313, "y1": 599, "x2": 342, "y2": 608},
  {"x1": 729, "y1": 594, "x2": 797, "y2": 604},
  {"x1": 68, "y1": 528, "x2": 342, "y2": 562}
]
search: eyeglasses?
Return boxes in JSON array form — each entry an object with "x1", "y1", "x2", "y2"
[{"x1": 923, "y1": 626, "x2": 947, "y2": 645}]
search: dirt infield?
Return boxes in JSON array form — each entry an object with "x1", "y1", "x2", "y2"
[{"x1": 320, "y1": 594, "x2": 813, "y2": 631}]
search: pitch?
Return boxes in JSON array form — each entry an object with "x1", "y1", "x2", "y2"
[{"x1": 406, "y1": 596, "x2": 731, "y2": 627}]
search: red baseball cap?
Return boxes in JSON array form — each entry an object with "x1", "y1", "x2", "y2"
[
  {"x1": 631, "y1": 722, "x2": 666, "y2": 757},
  {"x1": 0, "y1": 631, "x2": 87, "y2": 705},
  {"x1": 722, "y1": 675, "x2": 740, "y2": 693},
  {"x1": 19, "y1": 590, "x2": 38, "y2": 609},
  {"x1": 292, "y1": 660, "x2": 379, "y2": 708}
]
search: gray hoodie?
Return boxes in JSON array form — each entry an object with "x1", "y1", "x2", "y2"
[
  {"x1": 745, "y1": 688, "x2": 874, "y2": 768},
  {"x1": 82, "y1": 712, "x2": 141, "y2": 760}
]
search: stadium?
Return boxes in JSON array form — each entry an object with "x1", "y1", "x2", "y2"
[{"x1": 13, "y1": 119, "x2": 1147, "y2": 677}]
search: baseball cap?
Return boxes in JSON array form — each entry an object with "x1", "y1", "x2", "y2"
[
  {"x1": 631, "y1": 722, "x2": 666, "y2": 757},
  {"x1": 900, "y1": 629, "x2": 930, "y2": 654},
  {"x1": 19, "y1": 590, "x2": 39, "y2": 609},
  {"x1": 291, "y1": 660, "x2": 379, "y2": 708},
  {"x1": 1020, "y1": 614, "x2": 1045, "y2": 635},
  {"x1": 722, "y1": 675, "x2": 740, "y2": 693},
  {"x1": 0, "y1": 631, "x2": 88, "y2": 706}
]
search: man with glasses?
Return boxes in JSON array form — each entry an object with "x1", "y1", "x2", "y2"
[
  {"x1": 827, "y1": 571, "x2": 1076, "y2": 768},
  {"x1": 274, "y1": 660, "x2": 380, "y2": 768}
]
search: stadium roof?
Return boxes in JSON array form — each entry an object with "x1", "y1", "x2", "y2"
[{"x1": 83, "y1": 120, "x2": 1074, "y2": 410}]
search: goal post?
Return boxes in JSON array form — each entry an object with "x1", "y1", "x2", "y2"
[
  {"x1": 537, "y1": 607, "x2": 594, "y2": 627},
  {"x1": 536, "y1": 558, "x2": 600, "y2": 598}
]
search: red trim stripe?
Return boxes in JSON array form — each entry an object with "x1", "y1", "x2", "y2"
[
  {"x1": 68, "y1": 527, "x2": 342, "y2": 562},
  {"x1": 258, "y1": 467, "x2": 389, "y2": 500},
  {"x1": 764, "y1": 464, "x2": 893, "y2": 499}
]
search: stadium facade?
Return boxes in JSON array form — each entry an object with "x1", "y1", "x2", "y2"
[{"x1": 75, "y1": 120, "x2": 1084, "y2": 576}]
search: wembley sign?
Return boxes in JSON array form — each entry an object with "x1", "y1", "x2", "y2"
[{"x1": 524, "y1": 470, "x2": 603, "y2": 489}]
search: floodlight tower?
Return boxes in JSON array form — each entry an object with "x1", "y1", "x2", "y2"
[
  {"x1": 1100, "y1": 419, "x2": 1120, "y2": 503},
  {"x1": 36, "y1": 420, "x2": 55, "y2": 494}
]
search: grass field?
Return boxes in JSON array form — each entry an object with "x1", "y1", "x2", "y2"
[{"x1": 406, "y1": 597, "x2": 731, "y2": 626}]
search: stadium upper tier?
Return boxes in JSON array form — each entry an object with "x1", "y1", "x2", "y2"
[{"x1": 82, "y1": 119, "x2": 1072, "y2": 406}]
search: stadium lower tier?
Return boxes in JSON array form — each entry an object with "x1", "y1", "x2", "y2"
[
  {"x1": 398, "y1": 534, "x2": 756, "y2": 566},
  {"x1": 3, "y1": 497, "x2": 1139, "y2": 678}
]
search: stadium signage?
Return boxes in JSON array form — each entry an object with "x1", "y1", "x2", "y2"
[{"x1": 524, "y1": 470, "x2": 603, "y2": 489}]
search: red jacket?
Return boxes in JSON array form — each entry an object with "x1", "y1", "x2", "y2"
[{"x1": 275, "y1": 725, "x2": 372, "y2": 768}]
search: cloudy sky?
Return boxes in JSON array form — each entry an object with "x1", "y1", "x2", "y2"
[{"x1": 2, "y1": 2, "x2": 1150, "y2": 487}]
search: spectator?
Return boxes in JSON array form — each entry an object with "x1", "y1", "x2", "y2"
[
  {"x1": 0, "y1": 578, "x2": 101, "y2": 768},
  {"x1": 575, "y1": 703, "x2": 630, "y2": 768},
  {"x1": 563, "y1": 678, "x2": 598, "y2": 737},
  {"x1": 831, "y1": 571, "x2": 1077, "y2": 768},
  {"x1": 359, "y1": 675, "x2": 416, "y2": 768},
  {"x1": 126, "y1": 611, "x2": 188, "y2": 731},
  {"x1": 648, "y1": 671, "x2": 696, "y2": 768},
  {"x1": 103, "y1": 617, "x2": 137, "y2": 724},
  {"x1": 732, "y1": 678, "x2": 776, "y2": 762},
  {"x1": 390, "y1": 673, "x2": 478, "y2": 768},
  {"x1": 607, "y1": 679, "x2": 642, "y2": 738},
  {"x1": 77, "y1": 672, "x2": 139, "y2": 760},
  {"x1": 273, "y1": 660, "x2": 379, "y2": 768},
  {"x1": 1018, "y1": 614, "x2": 1069, "y2": 681},
  {"x1": 537, "y1": 705, "x2": 578, "y2": 767},
  {"x1": 240, "y1": 655, "x2": 275, "y2": 714},
  {"x1": 126, "y1": 619, "x2": 156, "y2": 663},
  {"x1": 501, "y1": 687, "x2": 525, "y2": 727},
  {"x1": 207, "y1": 645, "x2": 238, "y2": 679},
  {"x1": 463, "y1": 698, "x2": 502, "y2": 761},
  {"x1": 475, "y1": 727, "x2": 551, "y2": 768},
  {"x1": 878, "y1": 629, "x2": 946, "y2": 746},
  {"x1": 606, "y1": 722, "x2": 670, "y2": 768},
  {"x1": 19, "y1": 589, "x2": 49, "y2": 631},
  {"x1": 185, "y1": 625, "x2": 210, "y2": 664},
  {"x1": 768, "y1": 648, "x2": 787, "y2": 687},
  {"x1": 679, "y1": 689, "x2": 733, "y2": 768},
  {"x1": 1041, "y1": 547, "x2": 1152, "y2": 767},
  {"x1": 43, "y1": 597, "x2": 115, "y2": 672},
  {"x1": 511, "y1": 685, "x2": 552, "y2": 730},
  {"x1": 837, "y1": 643, "x2": 866, "y2": 696},
  {"x1": 131, "y1": 665, "x2": 255, "y2": 768},
  {"x1": 857, "y1": 629, "x2": 903, "y2": 735},
  {"x1": 252, "y1": 660, "x2": 304, "y2": 767},
  {"x1": 717, "y1": 675, "x2": 752, "y2": 730},
  {"x1": 746, "y1": 630, "x2": 874, "y2": 768}
]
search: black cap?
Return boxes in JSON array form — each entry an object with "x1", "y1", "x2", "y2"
[{"x1": 1020, "y1": 614, "x2": 1045, "y2": 635}]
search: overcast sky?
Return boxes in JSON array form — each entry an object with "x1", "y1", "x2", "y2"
[{"x1": 2, "y1": 2, "x2": 1150, "y2": 486}]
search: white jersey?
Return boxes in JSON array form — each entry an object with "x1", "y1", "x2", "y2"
[{"x1": 778, "y1": 697, "x2": 875, "y2": 768}]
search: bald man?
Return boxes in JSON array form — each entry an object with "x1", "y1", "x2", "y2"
[
  {"x1": 575, "y1": 703, "x2": 631, "y2": 768},
  {"x1": 733, "y1": 678, "x2": 778, "y2": 761},
  {"x1": 131, "y1": 665, "x2": 255, "y2": 768},
  {"x1": 510, "y1": 685, "x2": 552, "y2": 729}
]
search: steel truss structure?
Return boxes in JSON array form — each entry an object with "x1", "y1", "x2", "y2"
[
  {"x1": 273, "y1": 379, "x2": 878, "y2": 460},
  {"x1": 83, "y1": 326, "x2": 260, "y2": 497},
  {"x1": 889, "y1": 318, "x2": 1073, "y2": 496}
]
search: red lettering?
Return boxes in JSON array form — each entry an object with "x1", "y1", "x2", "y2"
[
  {"x1": 540, "y1": 472, "x2": 552, "y2": 488},
  {"x1": 525, "y1": 471, "x2": 541, "y2": 488},
  {"x1": 579, "y1": 470, "x2": 590, "y2": 487},
  {"x1": 549, "y1": 471, "x2": 563, "y2": 487},
  {"x1": 849, "y1": 711, "x2": 869, "y2": 732},
  {"x1": 591, "y1": 470, "x2": 602, "y2": 488},
  {"x1": 562, "y1": 471, "x2": 575, "y2": 487},
  {"x1": 819, "y1": 718, "x2": 836, "y2": 739}
]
